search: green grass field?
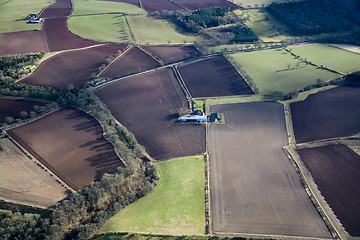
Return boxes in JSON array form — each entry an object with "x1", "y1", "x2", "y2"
[
  {"x1": 232, "y1": 0, "x2": 300, "y2": 7},
  {"x1": 98, "y1": 156, "x2": 205, "y2": 235},
  {"x1": 288, "y1": 43, "x2": 360, "y2": 74},
  {"x1": 72, "y1": 0, "x2": 145, "y2": 16},
  {"x1": 235, "y1": 9, "x2": 294, "y2": 42},
  {"x1": 127, "y1": 15, "x2": 204, "y2": 44},
  {"x1": 68, "y1": 14, "x2": 133, "y2": 43},
  {"x1": 0, "y1": 0, "x2": 51, "y2": 33},
  {"x1": 229, "y1": 48, "x2": 339, "y2": 95}
]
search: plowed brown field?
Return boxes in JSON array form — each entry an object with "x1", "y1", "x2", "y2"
[
  {"x1": 297, "y1": 144, "x2": 360, "y2": 237},
  {"x1": 0, "y1": 31, "x2": 48, "y2": 56},
  {"x1": 95, "y1": 68, "x2": 205, "y2": 160},
  {"x1": 178, "y1": 56, "x2": 253, "y2": 97},
  {"x1": 99, "y1": 47, "x2": 160, "y2": 79},
  {"x1": 7, "y1": 107, "x2": 123, "y2": 190},
  {"x1": 141, "y1": 0, "x2": 183, "y2": 12},
  {"x1": 40, "y1": 0, "x2": 72, "y2": 18},
  {"x1": 291, "y1": 86, "x2": 360, "y2": 143},
  {"x1": 0, "y1": 99, "x2": 46, "y2": 122},
  {"x1": 22, "y1": 44, "x2": 127, "y2": 89},
  {"x1": 209, "y1": 102, "x2": 330, "y2": 238},
  {"x1": 142, "y1": 45, "x2": 201, "y2": 64},
  {"x1": 42, "y1": 18, "x2": 99, "y2": 51}
]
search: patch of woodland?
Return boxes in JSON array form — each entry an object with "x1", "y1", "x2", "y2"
[
  {"x1": 0, "y1": 53, "x2": 45, "y2": 79},
  {"x1": 151, "y1": 7, "x2": 258, "y2": 45},
  {"x1": 0, "y1": 77, "x2": 158, "y2": 240},
  {"x1": 267, "y1": 0, "x2": 360, "y2": 35}
]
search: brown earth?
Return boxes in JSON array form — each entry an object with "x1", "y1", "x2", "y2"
[
  {"x1": 178, "y1": 56, "x2": 253, "y2": 97},
  {"x1": 95, "y1": 68, "x2": 205, "y2": 160},
  {"x1": 22, "y1": 44, "x2": 127, "y2": 90},
  {"x1": 297, "y1": 144, "x2": 360, "y2": 237},
  {"x1": 42, "y1": 18, "x2": 99, "y2": 52},
  {"x1": 0, "y1": 138, "x2": 67, "y2": 208},
  {"x1": 99, "y1": 0, "x2": 140, "y2": 7},
  {"x1": 141, "y1": 0, "x2": 184, "y2": 13},
  {"x1": 40, "y1": 0, "x2": 72, "y2": 18},
  {"x1": 0, "y1": 99, "x2": 46, "y2": 122},
  {"x1": 0, "y1": 30, "x2": 48, "y2": 56},
  {"x1": 99, "y1": 47, "x2": 160, "y2": 79},
  {"x1": 291, "y1": 86, "x2": 360, "y2": 143},
  {"x1": 142, "y1": 45, "x2": 202, "y2": 64},
  {"x1": 7, "y1": 107, "x2": 124, "y2": 190},
  {"x1": 172, "y1": 0, "x2": 238, "y2": 10},
  {"x1": 209, "y1": 102, "x2": 330, "y2": 238}
]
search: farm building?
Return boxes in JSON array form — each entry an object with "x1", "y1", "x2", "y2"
[{"x1": 180, "y1": 110, "x2": 207, "y2": 122}]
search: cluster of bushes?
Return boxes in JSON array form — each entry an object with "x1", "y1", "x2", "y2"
[
  {"x1": 0, "y1": 53, "x2": 45, "y2": 79},
  {"x1": 0, "y1": 77, "x2": 158, "y2": 239},
  {"x1": 267, "y1": 0, "x2": 358, "y2": 35},
  {"x1": 221, "y1": 25, "x2": 258, "y2": 43}
]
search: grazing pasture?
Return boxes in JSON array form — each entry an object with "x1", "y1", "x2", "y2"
[
  {"x1": 99, "y1": 0, "x2": 140, "y2": 7},
  {"x1": 178, "y1": 56, "x2": 253, "y2": 97},
  {"x1": 209, "y1": 102, "x2": 330, "y2": 238},
  {"x1": 291, "y1": 86, "x2": 360, "y2": 143},
  {"x1": 229, "y1": 48, "x2": 339, "y2": 95},
  {"x1": 0, "y1": 99, "x2": 46, "y2": 122},
  {"x1": 68, "y1": 14, "x2": 133, "y2": 43},
  {"x1": 42, "y1": 18, "x2": 99, "y2": 52},
  {"x1": 127, "y1": 15, "x2": 203, "y2": 44},
  {"x1": 22, "y1": 44, "x2": 126, "y2": 89},
  {"x1": 232, "y1": 0, "x2": 300, "y2": 7},
  {"x1": 141, "y1": 0, "x2": 183, "y2": 13},
  {"x1": 7, "y1": 107, "x2": 124, "y2": 191},
  {"x1": 0, "y1": 30, "x2": 48, "y2": 56},
  {"x1": 288, "y1": 43, "x2": 360, "y2": 74},
  {"x1": 142, "y1": 45, "x2": 201, "y2": 64},
  {"x1": 95, "y1": 68, "x2": 206, "y2": 160},
  {"x1": 235, "y1": 9, "x2": 293, "y2": 42},
  {"x1": 297, "y1": 144, "x2": 360, "y2": 237},
  {"x1": 0, "y1": 0, "x2": 50, "y2": 33},
  {"x1": 0, "y1": 138, "x2": 67, "y2": 208},
  {"x1": 172, "y1": 0, "x2": 238, "y2": 10},
  {"x1": 99, "y1": 156, "x2": 205, "y2": 235},
  {"x1": 72, "y1": 0, "x2": 145, "y2": 15},
  {"x1": 99, "y1": 47, "x2": 160, "y2": 79}
]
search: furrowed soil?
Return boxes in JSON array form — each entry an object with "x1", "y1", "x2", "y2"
[
  {"x1": 178, "y1": 56, "x2": 253, "y2": 97},
  {"x1": 0, "y1": 99, "x2": 46, "y2": 122},
  {"x1": 42, "y1": 18, "x2": 99, "y2": 52},
  {"x1": 7, "y1": 107, "x2": 124, "y2": 190},
  {"x1": 40, "y1": 0, "x2": 72, "y2": 18},
  {"x1": 141, "y1": 0, "x2": 183, "y2": 13},
  {"x1": 297, "y1": 144, "x2": 360, "y2": 237},
  {"x1": 142, "y1": 45, "x2": 202, "y2": 64},
  {"x1": 172, "y1": 0, "x2": 238, "y2": 10},
  {"x1": 95, "y1": 68, "x2": 205, "y2": 160},
  {"x1": 209, "y1": 102, "x2": 330, "y2": 238},
  {"x1": 291, "y1": 86, "x2": 360, "y2": 143},
  {"x1": 0, "y1": 138, "x2": 67, "y2": 208},
  {"x1": 22, "y1": 44, "x2": 127, "y2": 89},
  {"x1": 99, "y1": 47, "x2": 160, "y2": 79},
  {"x1": 0, "y1": 30, "x2": 48, "y2": 56}
]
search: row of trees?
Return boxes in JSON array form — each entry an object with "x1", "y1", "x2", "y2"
[{"x1": 0, "y1": 76, "x2": 158, "y2": 239}]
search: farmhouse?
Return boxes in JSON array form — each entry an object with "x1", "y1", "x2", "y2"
[{"x1": 180, "y1": 110, "x2": 207, "y2": 122}]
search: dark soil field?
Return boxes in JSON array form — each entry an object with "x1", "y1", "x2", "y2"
[
  {"x1": 178, "y1": 56, "x2": 253, "y2": 97},
  {"x1": 42, "y1": 18, "x2": 99, "y2": 52},
  {"x1": 99, "y1": 0, "x2": 140, "y2": 7},
  {"x1": 99, "y1": 47, "x2": 160, "y2": 79},
  {"x1": 7, "y1": 107, "x2": 123, "y2": 191},
  {"x1": 291, "y1": 86, "x2": 360, "y2": 143},
  {"x1": 208, "y1": 102, "x2": 330, "y2": 238},
  {"x1": 141, "y1": 0, "x2": 184, "y2": 13},
  {"x1": 40, "y1": 0, "x2": 72, "y2": 18},
  {"x1": 172, "y1": 0, "x2": 238, "y2": 10},
  {"x1": 297, "y1": 144, "x2": 360, "y2": 237},
  {"x1": 95, "y1": 68, "x2": 205, "y2": 160},
  {"x1": 0, "y1": 31, "x2": 48, "y2": 56},
  {"x1": 0, "y1": 99, "x2": 46, "y2": 122},
  {"x1": 22, "y1": 44, "x2": 127, "y2": 89},
  {"x1": 142, "y1": 45, "x2": 201, "y2": 64}
]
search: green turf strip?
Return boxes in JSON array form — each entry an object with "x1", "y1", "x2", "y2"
[{"x1": 98, "y1": 156, "x2": 205, "y2": 235}]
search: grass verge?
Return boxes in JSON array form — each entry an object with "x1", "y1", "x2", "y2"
[
  {"x1": 98, "y1": 156, "x2": 205, "y2": 235},
  {"x1": 71, "y1": 0, "x2": 145, "y2": 16}
]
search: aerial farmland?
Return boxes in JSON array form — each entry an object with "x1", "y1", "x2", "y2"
[{"x1": 0, "y1": 0, "x2": 360, "y2": 239}]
